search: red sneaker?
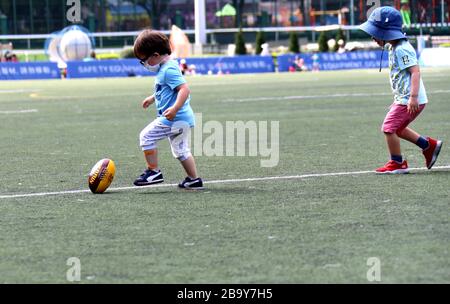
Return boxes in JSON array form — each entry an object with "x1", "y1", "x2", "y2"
[
  {"x1": 375, "y1": 160, "x2": 409, "y2": 174},
  {"x1": 422, "y1": 137, "x2": 443, "y2": 169}
]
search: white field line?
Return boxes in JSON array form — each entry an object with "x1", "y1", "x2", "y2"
[
  {"x1": 0, "y1": 109, "x2": 38, "y2": 114},
  {"x1": 224, "y1": 92, "x2": 391, "y2": 102},
  {"x1": 25, "y1": 89, "x2": 450, "y2": 102},
  {"x1": 1, "y1": 165, "x2": 449, "y2": 200},
  {"x1": 15, "y1": 88, "x2": 450, "y2": 102},
  {"x1": 0, "y1": 89, "x2": 41, "y2": 94},
  {"x1": 223, "y1": 90, "x2": 450, "y2": 103},
  {"x1": 28, "y1": 92, "x2": 145, "y2": 100}
]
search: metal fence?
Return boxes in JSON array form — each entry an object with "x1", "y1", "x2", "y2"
[{"x1": 0, "y1": 0, "x2": 449, "y2": 35}]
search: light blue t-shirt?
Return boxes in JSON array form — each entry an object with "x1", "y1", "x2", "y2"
[
  {"x1": 154, "y1": 59, "x2": 195, "y2": 127},
  {"x1": 388, "y1": 39, "x2": 427, "y2": 105}
]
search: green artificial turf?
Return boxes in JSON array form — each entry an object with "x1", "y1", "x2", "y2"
[{"x1": 0, "y1": 69, "x2": 449, "y2": 283}]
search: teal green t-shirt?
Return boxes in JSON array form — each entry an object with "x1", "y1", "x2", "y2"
[{"x1": 154, "y1": 59, "x2": 195, "y2": 127}]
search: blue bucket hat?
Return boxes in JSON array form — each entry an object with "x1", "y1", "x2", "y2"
[{"x1": 359, "y1": 6, "x2": 406, "y2": 41}]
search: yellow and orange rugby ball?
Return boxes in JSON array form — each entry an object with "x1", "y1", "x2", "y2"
[{"x1": 88, "y1": 159, "x2": 116, "y2": 194}]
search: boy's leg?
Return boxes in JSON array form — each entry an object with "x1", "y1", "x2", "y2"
[
  {"x1": 397, "y1": 127, "x2": 420, "y2": 144},
  {"x1": 385, "y1": 132, "x2": 402, "y2": 157},
  {"x1": 376, "y1": 104, "x2": 410, "y2": 174},
  {"x1": 397, "y1": 127, "x2": 443, "y2": 169},
  {"x1": 392, "y1": 104, "x2": 425, "y2": 146},
  {"x1": 178, "y1": 155, "x2": 203, "y2": 189},
  {"x1": 134, "y1": 120, "x2": 172, "y2": 186},
  {"x1": 397, "y1": 127, "x2": 430, "y2": 150},
  {"x1": 135, "y1": 149, "x2": 164, "y2": 186},
  {"x1": 382, "y1": 104, "x2": 406, "y2": 162},
  {"x1": 144, "y1": 149, "x2": 158, "y2": 170},
  {"x1": 169, "y1": 127, "x2": 203, "y2": 189},
  {"x1": 380, "y1": 103, "x2": 442, "y2": 170},
  {"x1": 376, "y1": 132, "x2": 409, "y2": 174},
  {"x1": 180, "y1": 155, "x2": 198, "y2": 179}
]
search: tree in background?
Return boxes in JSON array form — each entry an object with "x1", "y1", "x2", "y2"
[
  {"x1": 318, "y1": 31, "x2": 329, "y2": 53},
  {"x1": 255, "y1": 31, "x2": 266, "y2": 55},
  {"x1": 232, "y1": 0, "x2": 245, "y2": 28},
  {"x1": 235, "y1": 29, "x2": 247, "y2": 55},
  {"x1": 137, "y1": 0, "x2": 169, "y2": 30},
  {"x1": 288, "y1": 32, "x2": 300, "y2": 53},
  {"x1": 333, "y1": 29, "x2": 345, "y2": 52},
  {"x1": 120, "y1": 48, "x2": 135, "y2": 59}
]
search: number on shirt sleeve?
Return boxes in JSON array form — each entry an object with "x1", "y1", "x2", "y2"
[{"x1": 396, "y1": 46, "x2": 418, "y2": 71}]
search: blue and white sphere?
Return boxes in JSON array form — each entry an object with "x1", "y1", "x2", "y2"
[{"x1": 59, "y1": 26, "x2": 93, "y2": 61}]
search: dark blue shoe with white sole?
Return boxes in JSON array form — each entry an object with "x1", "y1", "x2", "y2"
[
  {"x1": 178, "y1": 177, "x2": 204, "y2": 190},
  {"x1": 133, "y1": 169, "x2": 164, "y2": 186}
]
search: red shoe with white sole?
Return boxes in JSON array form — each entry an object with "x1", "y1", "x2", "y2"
[
  {"x1": 422, "y1": 137, "x2": 443, "y2": 169},
  {"x1": 375, "y1": 160, "x2": 409, "y2": 174}
]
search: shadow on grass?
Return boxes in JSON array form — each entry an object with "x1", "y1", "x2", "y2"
[
  {"x1": 102, "y1": 168, "x2": 450, "y2": 196},
  {"x1": 373, "y1": 168, "x2": 450, "y2": 176},
  {"x1": 411, "y1": 169, "x2": 450, "y2": 176},
  {"x1": 132, "y1": 186, "x2": 268, "y2": 196}
]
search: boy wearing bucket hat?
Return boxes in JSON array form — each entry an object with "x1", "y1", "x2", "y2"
[{"x1": 360, "y1": 6, "x2": 442, "y2": 174}]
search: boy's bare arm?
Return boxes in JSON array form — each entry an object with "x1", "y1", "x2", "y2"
[
  {"x1": 407, "y1": 65, "x2": 420, "y2": 114},
  {"x1": 163, "y1": 83, "x2": 191, "y2": 120},
  {"x1": 142, "y1": 94, "x2": 155, "y2": 109}
]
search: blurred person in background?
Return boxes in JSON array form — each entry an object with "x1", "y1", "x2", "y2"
[{"x1": 400, "y1": 0, "x2": 411, "y2": 27}]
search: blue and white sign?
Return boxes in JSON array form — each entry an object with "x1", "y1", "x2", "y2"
[
  {"x1": 0, "y1": 62, "x2": 60, "y2": 80},
  {"x1": 66, "y1": 56, "x2": 274, "y2": 78},
  {"x1": 66, "y1": 59, "x2": 153, "y2": 78},
  {"x1": 181, "y1": 55, "x2": 275, "y2": 75},
  {"x1": 278, "y1": 50, "x2": 389, "y2": 72}
]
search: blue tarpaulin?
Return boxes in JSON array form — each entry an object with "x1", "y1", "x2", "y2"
[
  {"x1": 66, "y1": 56, "x2": 275, "y2": 78},
  {"x1": 0, "y1": 62, "x2": 60, "y2": 80},
  {"x1": 66, "y1": 59, "x2": 154, "y2": 78},
  {"x1": 0, "y1": 51, "x2": 392, "y2": 80},
  {"x1": 277, "y1": 50, "x2": 389, "y2": 72},
  {"x1": 181, "y1": 55, "x2": 275, "y2": 75}
]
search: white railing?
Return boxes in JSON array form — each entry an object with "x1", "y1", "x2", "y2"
[
  {"x1": 1, "y1": 23, "x2": 449, "y2": 48},
  {"x1": 2, "y1": 23, "x2": 449, "y2": 40}
]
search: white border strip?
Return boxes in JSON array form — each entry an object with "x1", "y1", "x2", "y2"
[
  {"x1": 223, "y1": 90, "x2": 450, "y2": 103},
  {"x1": 0, "y1": 109, "x2": 38, "y2": 114},
  {"x1": 0, "y1": 89, "x2": 41, "y2": 94},
  {"x1": 1, "y1": 166, "x2": 449, "y2": 200}
]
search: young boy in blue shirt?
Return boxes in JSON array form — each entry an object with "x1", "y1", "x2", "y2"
[
  {"x1": 360, "y1": 6, "x2": 443, "y2": 174},
  {"x1": 133, "y1": 30, "x2": 203, "y2": 189}
]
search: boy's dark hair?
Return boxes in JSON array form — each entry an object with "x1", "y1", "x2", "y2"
[{"x1": 133, "y1": 29, "x2": 172, "y2": 60}]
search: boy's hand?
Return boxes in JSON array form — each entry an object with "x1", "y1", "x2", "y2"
[
  {"x1": 142, "y1": 96, "x2": 155, "y2": 109},
  {"x1": 163, "y1": 106, "x2": 178, "y2": 121},
  {"x1": 407, "y1": 96, "x2": 419, "y2": 114}
]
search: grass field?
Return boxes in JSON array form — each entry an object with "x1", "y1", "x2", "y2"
[{"x1": 0, "y1": 68, "x2": 449, "y2": 283}]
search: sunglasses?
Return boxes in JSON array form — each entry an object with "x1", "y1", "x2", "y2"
[{"x1": 139, "y1": 54, "x2": 158, "y2": 66}]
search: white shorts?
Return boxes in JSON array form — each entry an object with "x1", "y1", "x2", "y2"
[{"x1": 139, "y1": 119, "x2": 191, "y2": 161}]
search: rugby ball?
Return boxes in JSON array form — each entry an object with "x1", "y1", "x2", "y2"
[{"x1": 88, "y1": 159, "x2": 116, "y2": 194}]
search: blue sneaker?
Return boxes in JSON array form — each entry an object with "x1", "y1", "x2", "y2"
[
  {"x1": 133, "y1": 169, "x2": 164, "y2": 186},
  {"x1": 178, "y1": 177, "x2": 204, "y2": 190}
]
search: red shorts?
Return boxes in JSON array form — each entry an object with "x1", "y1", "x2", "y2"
[{"x1": 382, "y1": 103, "x2": 426, "y2": 134}]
